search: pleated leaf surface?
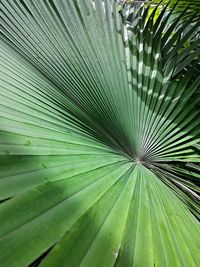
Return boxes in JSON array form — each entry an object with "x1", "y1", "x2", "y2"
[{"x1": 0, "y1": 1, "x2": 200, "y2": 267}]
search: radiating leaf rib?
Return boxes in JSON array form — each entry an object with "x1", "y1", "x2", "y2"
[
  {"x1": 39, "y1": 166, "x2": 136, "y2": 267},
  {"x1": 0, "y1": 154, "x2": 127, "y2": 199},
  {"x1": 0, "y1": 162, "x2": 133, "y2": 267},
  {"x1": 115, "y1": 165, "x2": 200, "y2": 267}
]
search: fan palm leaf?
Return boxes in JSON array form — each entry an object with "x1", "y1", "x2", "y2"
[{"x1": 0, "y1": 0, "x2": 200, "y2": 266}]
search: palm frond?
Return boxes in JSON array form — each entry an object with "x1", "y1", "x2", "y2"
[
  {"x1": 0, "y1": 1, "x2": 200, "y2": 266},
  {"x1": 148, "y1": 0, "x2": 200, "y2": 18}
]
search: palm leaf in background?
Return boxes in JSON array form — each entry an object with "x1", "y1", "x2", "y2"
[
  {"x1": 0, "y1": 0, "x2": 200, "y2": 266},
  {"x1": 148, "y1": 0, "x2": 200, "y2": 17}
]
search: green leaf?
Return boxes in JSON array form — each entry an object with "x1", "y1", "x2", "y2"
[{"x1": 0, "y1": 1, "x2": 200, "y2": 266}]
